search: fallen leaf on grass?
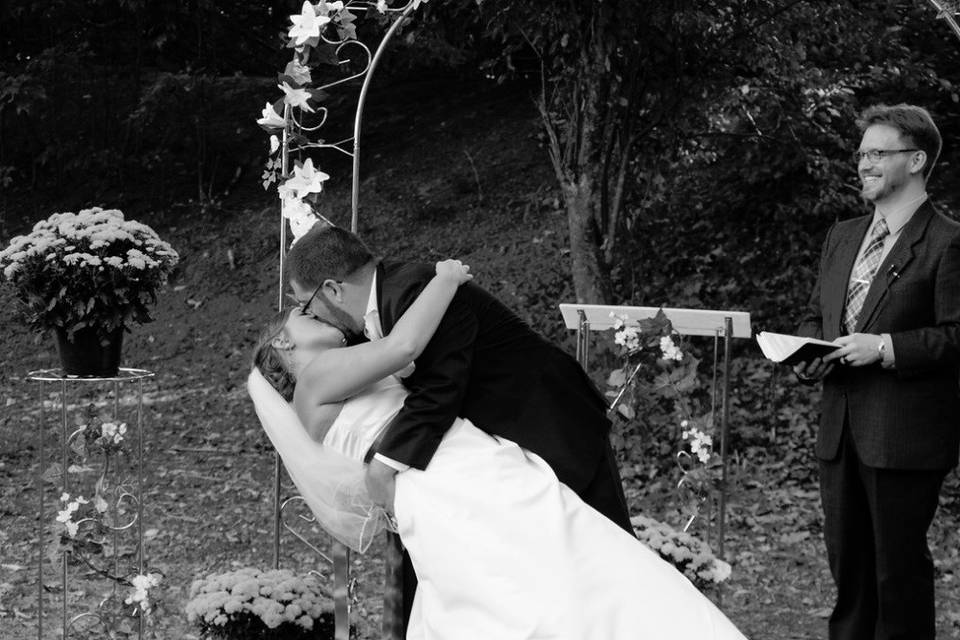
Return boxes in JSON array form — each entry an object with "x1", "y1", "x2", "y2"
[{"x1": 780, "y1": 530, "x2": 811, "y2": 544}]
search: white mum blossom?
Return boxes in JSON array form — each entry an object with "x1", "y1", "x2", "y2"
[
  {"x1": 297, "y1": 613, "x2": 314, "y2": 629},
  {"x1": 682, "y1": 424, "x2": 713, "y2": 463},
  {"x1": 1, "y1": 208, "x2": 178, "y2": 276},
  {"x1": 631, "y1": 514, "x2": 730, "y2": 586},
  {"x1": 125, "y1": 572, "x2": 162, "y2": 612},
  {"x1": 614, "y1": 326, "x2": 641, "y2": 352},
  {"x1": 659, "y1": 335, "x2": 683, "y2": 361},
  {"x1": 126, "y1": 249, "x2": 148, "y2": 270},
  {"x1": 609, "y1": 311, "x2": 627, "y2": 331},
  {"x1": 712, "y1": 559, "x2": 732, "y2": 582}
]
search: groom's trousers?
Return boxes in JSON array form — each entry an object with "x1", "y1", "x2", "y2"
[
  {"x1": 819, "y1": 423, "x2": 946, "y2": 640},
  {"x1": 400, "y1": 438, "x2": 633, "y2": 626}
]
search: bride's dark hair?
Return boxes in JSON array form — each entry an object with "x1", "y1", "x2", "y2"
[{"x1": 252, "y1": 309, "x2": 297, "y2": 401}]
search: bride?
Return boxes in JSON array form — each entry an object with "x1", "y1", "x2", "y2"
[{"x1": 249, "y1": 259, "x2": 747, "y2": 640}]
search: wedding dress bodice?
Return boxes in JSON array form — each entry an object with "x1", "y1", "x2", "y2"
[{"x1": 322, "y1": 376, "x2": 408, "y2": 460}]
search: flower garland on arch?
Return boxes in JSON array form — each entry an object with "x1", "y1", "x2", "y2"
[{"x1": 256, "y1": 0, "x2": 430, "y2": 243}]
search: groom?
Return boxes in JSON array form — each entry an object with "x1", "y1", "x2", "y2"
[
  {"x1": 286, "y1": 225, "x2": 632, "y2": 612},
  {"x1": 286, "y1": 225, "x2": 631, "y2": 526}
]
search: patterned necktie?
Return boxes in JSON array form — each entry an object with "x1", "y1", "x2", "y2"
[{"x1": 843, "y1": 217, "x2": 890, "y2": 334}]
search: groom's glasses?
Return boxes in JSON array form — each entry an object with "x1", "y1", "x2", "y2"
[
  {"x1": 300, "y1": 282, "x2": 323, "y2": 314},
  {"x1": 286, "y1": 282, "x2": 324, "y2": 317}
]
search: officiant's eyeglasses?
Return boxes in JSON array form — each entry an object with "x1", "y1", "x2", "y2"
[{"x1": 853, "y1": 148, "x2": 918, "y2": 163}]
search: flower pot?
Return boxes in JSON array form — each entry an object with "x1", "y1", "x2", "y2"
[{"x1": 55, "y1": 327, "x2": 124, "y2": 377}]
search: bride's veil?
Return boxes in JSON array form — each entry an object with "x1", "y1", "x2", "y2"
[{"x1": 247, "y1": 367, "x2": 387, "y2": 552}]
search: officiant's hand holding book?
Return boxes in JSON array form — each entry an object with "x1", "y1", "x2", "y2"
[{"x1": 756, "y1": 331, "x2": 842, "y2": 366}]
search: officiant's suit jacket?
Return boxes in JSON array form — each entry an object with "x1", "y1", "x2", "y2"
[
  {"x1": 371, "y1": 260, "x2": 620, "y2": 501},
  {"x1": 799, "y1": 201, "x2": 960, "y2": 470}
]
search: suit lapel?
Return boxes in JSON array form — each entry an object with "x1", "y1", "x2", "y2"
[
  {"x1": 855, "y1": 201, "x2": 933, "y2": 332},
  {"x1": 375, "y1": 260, "x2": 389, "y2": 334},
  {"x1": 825, "y1": 217, "x2": 870, "y2": 337}
]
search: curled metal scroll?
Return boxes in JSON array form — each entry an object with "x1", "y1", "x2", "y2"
[
  {"x1": 279, "y1": 495, "x2": 335, "y2": 564},
  {"x1": 927, "y1": 0, "x2": 960, "y2": 41}
]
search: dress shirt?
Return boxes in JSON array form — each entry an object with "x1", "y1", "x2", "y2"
[
  {"x1": 849, "y1": 193, "x2": 927, "y2": 368},
  {"x1": 364, "y1": 270, "x2": 412, "y2": 472}
]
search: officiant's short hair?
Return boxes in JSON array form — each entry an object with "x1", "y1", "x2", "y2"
[{"x1": 286, "y1": 225, "x2": 374, "y2": 288}]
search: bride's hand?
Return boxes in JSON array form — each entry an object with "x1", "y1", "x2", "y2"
[{"x1": 436, "y1": 259, "x2": 472, "y2": 285}]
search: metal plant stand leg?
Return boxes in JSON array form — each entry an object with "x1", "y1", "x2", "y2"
[
  {"x1": 717, "y1": 316, "x2": 733, "y2": 561},
  {"x1": 30, "y1": 368, "x2": 153, "y2": 640}
]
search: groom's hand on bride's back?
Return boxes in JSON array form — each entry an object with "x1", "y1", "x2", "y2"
[{"x1": 365, "y1": 458, "x2": 398, "y2": 514}]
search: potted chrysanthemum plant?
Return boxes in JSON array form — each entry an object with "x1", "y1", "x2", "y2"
[
  {"x1": 185, "y1": 567, "x2": 338, "y2": 640},
  {"x1": 0, "y1": 207, "x2": 178, "y2": 376}
]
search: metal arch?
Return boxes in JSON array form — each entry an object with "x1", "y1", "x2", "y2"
[
  {"x1": 270, "y1": 13, "x2": 421, "y2": 640},
  {"x1": 351, "y1": 2, "x2": 417, "y2": 233},
  {"x1": 928, "y1": 0, "x2": 960, "y2": 41}
]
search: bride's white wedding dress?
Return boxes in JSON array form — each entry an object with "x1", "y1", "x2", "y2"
[{"x1": 248, "y1": 371, "x2": 747, "y2": 640}]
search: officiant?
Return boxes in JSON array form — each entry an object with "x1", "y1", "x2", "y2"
[{"x1": 793, "y1": 103, "x2": 960, "y2": 640}]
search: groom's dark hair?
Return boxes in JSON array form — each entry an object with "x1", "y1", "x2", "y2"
[{"x1": 285, "y1": 225, "x2": 374, "y2": 288}]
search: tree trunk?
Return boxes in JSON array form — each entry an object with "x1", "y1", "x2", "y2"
[{"x1": 562, "y1": 175, "x2": 611, "y2": 304}]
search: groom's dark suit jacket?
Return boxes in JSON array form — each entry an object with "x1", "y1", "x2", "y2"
[
  {"x1": 372, "y1": 260, "x2": 616, "y2": 498},
  {"x1": 799, "y1": 201, "x2": 960, "y2": 470}
]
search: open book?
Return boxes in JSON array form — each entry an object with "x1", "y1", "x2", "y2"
[{"x1": 756, "y1": 331, "x2": 841, "y2": 365}]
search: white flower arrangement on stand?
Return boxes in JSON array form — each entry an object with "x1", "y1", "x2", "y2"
[
  {"x1": 185, "y1": 567, "x2": 337, "y2": 640},
  {"x1": 631, "y1": 514, "x2": 732, "y2": 590},
  {"x1": 0, "y1": 207, "x2": 178, "y2": 338},
  {"x1": 0, "y1": 206, "x2": 178, "y2": 375}
]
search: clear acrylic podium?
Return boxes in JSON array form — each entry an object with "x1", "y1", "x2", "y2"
[{"x1": 559, "y1": 304, "x2": 752, "y2": 559}]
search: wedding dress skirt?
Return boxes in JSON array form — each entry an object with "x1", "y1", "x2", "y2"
[
  {"x1": 247, "y1": 371, "x2": 746, "y2": 639},
  {"x1": 396, "y1": 418, "x2": 746, "y2": 640}
]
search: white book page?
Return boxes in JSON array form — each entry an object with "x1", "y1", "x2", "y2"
[{"x1": 756, "y1": 331, "x2": 837, "y2": 362}]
